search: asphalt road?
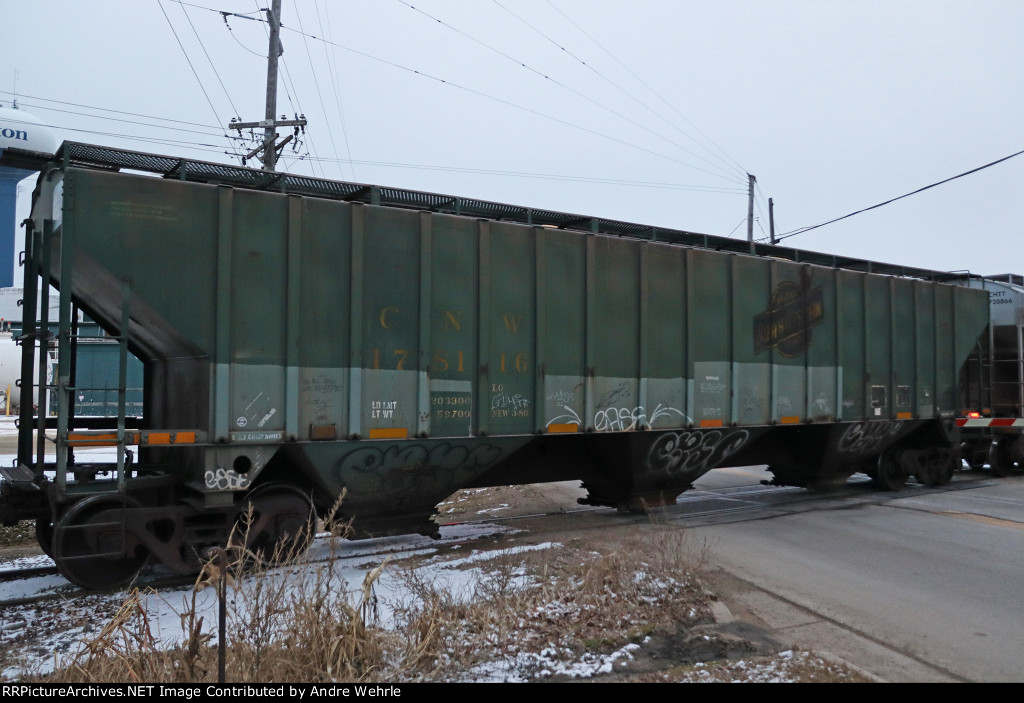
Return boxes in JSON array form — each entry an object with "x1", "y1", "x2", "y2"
[{"x1": 677, "y1": 466, "x2": 1024, "y2": 682}]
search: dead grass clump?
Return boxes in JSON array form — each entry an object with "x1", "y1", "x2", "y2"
[
  {"x1": 377, "y1": 526, "x2": 715, "y2": 681},
  {"x1": 24, "y1": 511, "x2": 854, "y2": 683},
  {"x1": 54, "y1": 587, "x2": 214, "y2": 683},
  {"x1": 209, "y1": 495, "x2": 413, "y2": 683},
  {"x1": 230, "y1": 558, "x2": 394, "y2": 682},
  {"x1": 36, "y1": 491, "x2": 464, "y2": 684}
]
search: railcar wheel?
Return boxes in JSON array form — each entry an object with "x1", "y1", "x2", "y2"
[
  {"x1": 35, "y1": 517, "x2": 54, "y2": 558},
  {"x1": 961, "y1": 441, "x2": 987, "y2": 470},
  {"x1": 934, "y1": 454, "x2": 957, "y2": 486},
  {"x1": 914, "y1": 463, "x2": 937, "y2": 486},
  {"x1": 989, "y1": 438, "x2": 1016, "y2": 478},
  {"x1": 236, "y1": 483, "x2": 316, "y2": 564},
  {"x1": 874, "y1": 448, "x2": 907, "y2": 491},
  {"x1": 52, "y1": 496, "x2": 149, "y2": 590}
]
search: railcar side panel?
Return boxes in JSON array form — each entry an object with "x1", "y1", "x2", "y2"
[
  {"x1": 935, "y1": 285, "x2": 957, "y2": 415},
  {"x1": 427, "y1": 212, "x2": 478, "y2": 438},
  {"x1": 539, "y1": 229, "x2": 587, "y2": 433},
  {"x1": 53, "y1": 166, "x2": 990, "y2": 452},
  {"x1": 297, "y1": 195, "x2": 352, "y2": 438},
  {"x1": 806, "y1": 267, "x2": 838, "y2": 423},
  {"x1": 486, "y1": 221, "x2": 535, "y2": 436},
  {"x1": 836, "y1": 270, "x2": 866, "y2": 421},
  {"x1": 4, "y1": 143, "x2": 1010, "y2": 591},
  {"x1": 641, "y1": 243, "x2": 688, "y2": 429},
  {"x1": 688, "y1": 248, "x2": 730, "y2": 426},
  {"x1": 914, "y1": 280, "x2": 937, "y2": 418},
  {"x1": 730, "y1": 255, "x2": 769, "y2": 426},
  {"x1": 10, "y1": 158, "x2": 993, "y2": 572}
]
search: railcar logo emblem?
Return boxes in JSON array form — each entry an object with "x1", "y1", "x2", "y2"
[{"x1": 753, "y1": 275, "x2": 824, "y2": 357}]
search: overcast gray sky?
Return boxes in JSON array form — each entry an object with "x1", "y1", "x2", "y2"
[{"x1": 4, "y1": 0, "x2": 1021, "y2": 275}]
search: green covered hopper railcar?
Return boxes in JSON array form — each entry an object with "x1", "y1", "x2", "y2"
[{"x1": 0, "y1": 143, "x2": 991, "y2": 589}]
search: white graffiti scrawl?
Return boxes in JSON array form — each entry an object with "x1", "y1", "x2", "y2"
[
  {"x1": 647, "y1": 429, "x2": 750, "y2": 477},
  {"x1": 547, "y1": 404, "x2": 689, "y2": 432},
  {"x1": 205, "y1": 467, "x2": 251, "y2": 490},
  {"x1": 593, "y1": 404, "x2": 688, "y2": 432},
  {"x1": 837, "y1": 420, "x2": 903, "y2": 455}
]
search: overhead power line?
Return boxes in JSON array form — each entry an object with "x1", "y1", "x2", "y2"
[
  {"x1": 276, "y1": 24, "x2": 743, "y2": 184},
  {"x1": 24, "y1": 119, "x2": 238, "y2": 153},
  {"x1": 293, "y1": 6, "x2": 341, "y2": 175},
  {"x1": 395, "y1": 0, "x2": 743, "y2": 185},
  {"x1": 160, "y1": 1, "x2": 750, "y2": 190},
  {"x1": 304, "y1": 155, "x2": 747, "y2": 192},
  {"x1": 156, "y1": 0, "x2": 238, "y2": 156},
  {"x1": 175, "y1": 0, "x2": 242, "y2": 119},
  {"x1": 0, "y1": 90, "x2": 223, "y2": 130},
  {"x1": 167, "y1": 0, "x2": 263, "y2": 18},
  {"x1": 773, "y1": 149, "x2": 1024, "y2": 242},
  {"x1": 315, "y1": 0, "x2": 356, "y2": 180},
  {"x1": 12, "y1": 101, "x2": 229, "y2": 139},
  {"x1": 544, "y1": 0, "x2": 749, "y2": 179},
  {"x1": 495, "y1": 0, "x2": 748, "y2": 182}
]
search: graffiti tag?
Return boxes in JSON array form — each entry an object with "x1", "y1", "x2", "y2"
[
  {"x1": 491, "y1": 393, "x2": 530, "y2": 411},
  {"x1": 593, "y1": 404, "x2": 688, "y2": 432},
  {"x1": 837, "y1": 421, "x2": 904, "y2": 455},
  {"x1": 546, "y1": 389, "x2": 576, "y2": 406},
  {"x1": 647, "y1": 429, "x2": 750, "y2": 477},
  {"x1": 205, "y1": 467, "x2": 251, "y2": 491}
]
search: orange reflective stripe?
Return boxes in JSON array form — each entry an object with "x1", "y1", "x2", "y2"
[
  {"x1": 368, "y1": 428, "x2": 408, "y2": 439},
  {"x1": 66, "y1": 431, "x2": 140, "y2": 446}
]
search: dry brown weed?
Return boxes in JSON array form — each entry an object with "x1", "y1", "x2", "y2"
[{"x1": 26, "y1": 505, "x2": 849, "y2": 683}]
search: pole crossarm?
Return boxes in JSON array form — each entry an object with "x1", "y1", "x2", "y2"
[{"x1": 228, "y1": 118, "x2": 307, "y2": 131}]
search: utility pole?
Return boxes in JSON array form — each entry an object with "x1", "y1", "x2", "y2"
[
  {"x1": 227, "y1": 0, "x2": 306, "y2": 171},
  {"x1": 261, "y1": 0, "x2": 284, "y2": 171},
  {"x1": 746, "y1": 173, "x2": 756, "y2": 253},
  {"x1": 769, "y1": 197, "x2": 776, "y2": 245}
]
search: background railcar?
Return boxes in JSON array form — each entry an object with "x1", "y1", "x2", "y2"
[
  {"x1": 0, "y1": 143, "x2": 1003, "y2": 589},
  {"x1": 956, "y1": 275, "x2": 1024, "y2": 475}
]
